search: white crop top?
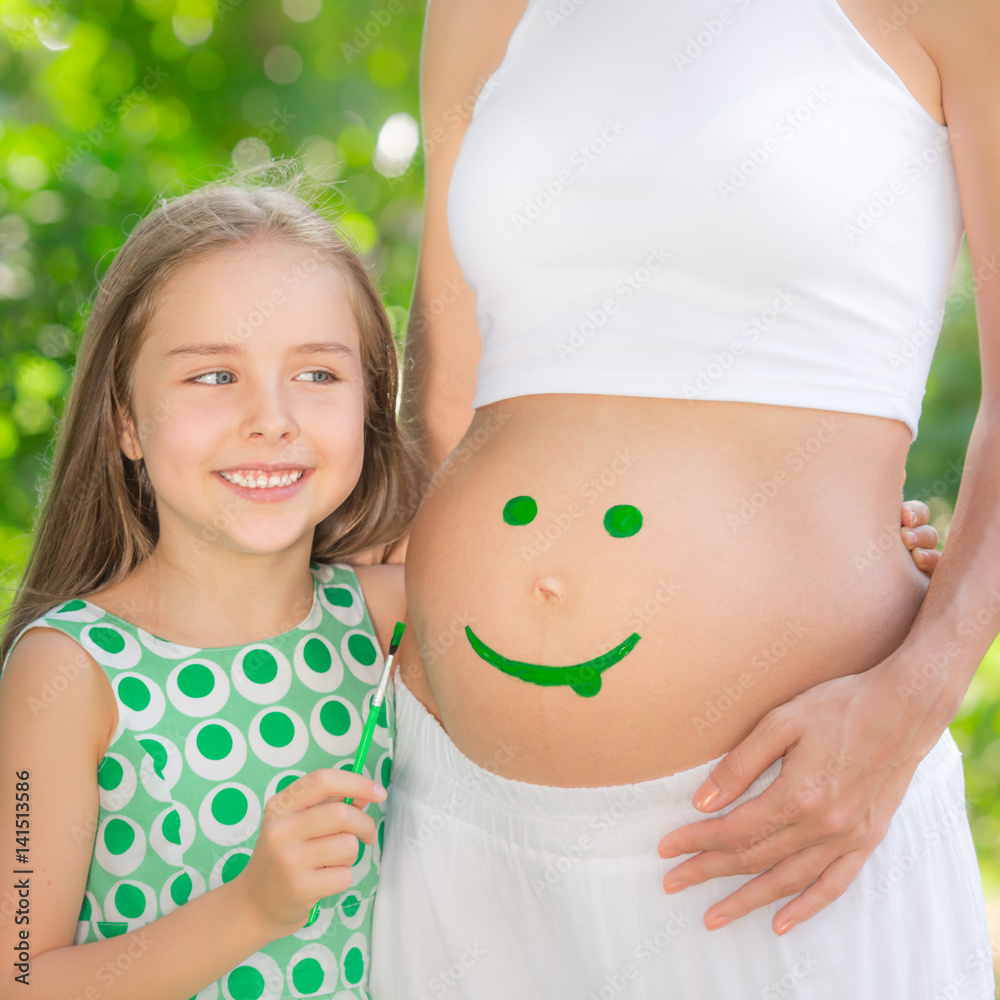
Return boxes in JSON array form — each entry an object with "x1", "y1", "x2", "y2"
[{"x1": 447, "y1": 0, "x2": 966, "y2": 443}]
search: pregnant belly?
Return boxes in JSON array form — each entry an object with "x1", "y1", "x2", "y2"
[{"x1": 399, "y1": 394, "x2": 929, "y2": 785}]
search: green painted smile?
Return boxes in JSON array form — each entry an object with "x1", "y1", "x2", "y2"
[{"x1": 465, "y1": 625, "x2": 641, "y2": 698}]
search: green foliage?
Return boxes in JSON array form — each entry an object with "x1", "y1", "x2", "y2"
[
  {"x1": 0, "y1": 0, "x2": 427, "y2": 580},
  {"x1": 1, "y1": 0, "x2": 997, "y2": 897}
]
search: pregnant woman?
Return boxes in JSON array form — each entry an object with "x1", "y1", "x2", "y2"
[{"x1": 371, "y1": 0, "x2": 999, "y2": 996}]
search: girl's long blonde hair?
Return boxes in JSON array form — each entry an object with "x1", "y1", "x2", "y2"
[{"x1": 1, "y1": 163, "x2": 424, "y2": 664}]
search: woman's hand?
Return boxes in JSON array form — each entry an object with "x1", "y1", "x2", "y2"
[
  {"x1": 900, "y1": 499, "x2": 940, "y2": 574},
  {"x1": 656, "y1": 662, "x2": 939, "y2": 936},
  {"x1": 235, "y1": 768, "x2": 386, "y2": 938}
]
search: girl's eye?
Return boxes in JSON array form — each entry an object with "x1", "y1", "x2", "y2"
[
  {"x1": 191, "y1": 371, "x2": 235, "y2": 385},
  {"x1": 189, "y1": 370, "x2": 339, "y2": 385}
]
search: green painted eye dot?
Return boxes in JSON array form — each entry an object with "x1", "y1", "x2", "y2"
[
  {"x1": 503, "y1": 495, "x2": 537, "y2": 526},
  {"x1": 604, "y1": 504, "x2": 643, "y2": 538}
]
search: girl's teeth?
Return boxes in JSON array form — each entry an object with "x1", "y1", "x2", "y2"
[{"x1": 221, "y1": 470, "x2": 304, "y2": 488}]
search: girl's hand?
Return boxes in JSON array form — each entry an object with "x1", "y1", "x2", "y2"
[
  {"x1": 235, "y1": 768, "x2": 387, "y2": 937},
  {"x1": 900, "y1": 499, "x2": 939, "y2": 575},
  {"x1": 656, "y1": 663, "x2": 937, "y2": 935}
]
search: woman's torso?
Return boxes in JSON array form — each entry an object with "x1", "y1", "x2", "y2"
[
  {"x1": 400, "y1": 0, "x2": 956, "y2": 785},
  {"x1": 402, "y1": 396, "x2": 928, "y2": 784}
]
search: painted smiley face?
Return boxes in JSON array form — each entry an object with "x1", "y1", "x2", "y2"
[{"x1": 464, "y1": 495, "x2": 644, "y2": 697}]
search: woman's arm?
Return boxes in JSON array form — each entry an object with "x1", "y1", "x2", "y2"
[
  {"x1": 354, "y1": 563, "x2": 407, "y2": 654},
  {"x1": 0, "y1": 628, "x2": 380, "y2": 998},
  {"x1": 344, "y1": 0, "x2": 530, "y2": 569},
  {"x1": 401, "y1": 0, "x2": 532, "y2": 477},
  {"x1": 656, "y1": 0, "x2": 1000, "y2": 935}
]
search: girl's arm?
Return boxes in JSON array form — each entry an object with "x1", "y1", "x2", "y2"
[{"x1": 0, "y1": 627, "x2": 381, "y2": 999}]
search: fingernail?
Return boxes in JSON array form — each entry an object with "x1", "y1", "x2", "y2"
[
  {"x1": 663, "y1": 880, "x2": 689, "y2": 893},
  {"x1": 660, "y1": 848, "x2": 680, "y2": 859},
  {"x1": 372, "y1": 783, "x2": 387, "y2": 800},
  {"x1": 907, "y1": 511, "x2": 916, "y2": 526},
  {"x1": 904, "y1": 529, "x2": 916, "y2": 544},
  {"x1": 707, "y1": 915, "x2": 731, "y2": 931},
  {"x1": 693, "y1": 780, "x2": 719, "y2": 810},
  {"x1": 776, "y1": 919, "x2": 796, "y2": 935}
]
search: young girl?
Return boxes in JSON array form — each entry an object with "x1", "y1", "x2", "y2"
[
  {"x1": 0, "y1": 164, "x2": 940, "y2": 1000},
  {"x1": 0, "y1": 169, "x2": 421, "y2": 999}
]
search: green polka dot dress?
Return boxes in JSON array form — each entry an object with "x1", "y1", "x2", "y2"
[{"x1": 12, "y1": 561, "x2": 392, "y2": 1000}]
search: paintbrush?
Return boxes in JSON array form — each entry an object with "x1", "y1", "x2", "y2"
[{"x1": 303, "y1": 620, "x2": 405, "y2": 927}]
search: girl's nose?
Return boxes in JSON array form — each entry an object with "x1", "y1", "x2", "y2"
[
  {"x1": 243, "y1": 386, "x2": 298, "y2": 443},
  {"x1": 531, "y1": 576, "x2": 564, "y2": 606}
]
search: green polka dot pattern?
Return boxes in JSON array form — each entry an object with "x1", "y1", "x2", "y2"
[{"x1": 13, "y1": 563, "x2": 391, "y2": 999}]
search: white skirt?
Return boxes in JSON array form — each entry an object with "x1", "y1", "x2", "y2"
[{"x1": 370, "y1": 677, "x2": 996, "y2": 1000}]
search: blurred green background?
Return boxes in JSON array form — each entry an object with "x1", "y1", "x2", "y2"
[{"x1": 1, "y1": 0, "x2": 997, "y2": 926}]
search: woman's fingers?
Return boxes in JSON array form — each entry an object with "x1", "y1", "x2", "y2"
[
  {"x1": 900, "y1": 499, "x2": 930, "y2": 527},
  {"x1": 901, "y1": 524, "x2": 937, "y2": 550},
  {"x1": 900, "y1": 500, "x2": 939, "y2": 575},
  {"x1": 699, "y1": 846, "x2": 869, "y2": 933},
  {"x1": 659, "y1": 777, "x2": 799, "y2": 860},
  {"x1": 901, "y1": 521, "x2": 940, "y2": 575}
]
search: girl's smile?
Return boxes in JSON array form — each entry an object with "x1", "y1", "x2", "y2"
[
  {"x1": 214, "y1": 467, "x2": 313, "y2": 502},
  {"x1": 118, "y1": 242, "x2": 367, "y2": 561}
]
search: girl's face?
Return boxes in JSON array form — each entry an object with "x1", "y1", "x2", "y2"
[{"x1": 119, "y1": 242, "x2": 367, "y2": 561}]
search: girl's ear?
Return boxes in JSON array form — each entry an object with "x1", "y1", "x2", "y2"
[{"x1": 114, "y1": 408, "x2": 142, "y2": 462}]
